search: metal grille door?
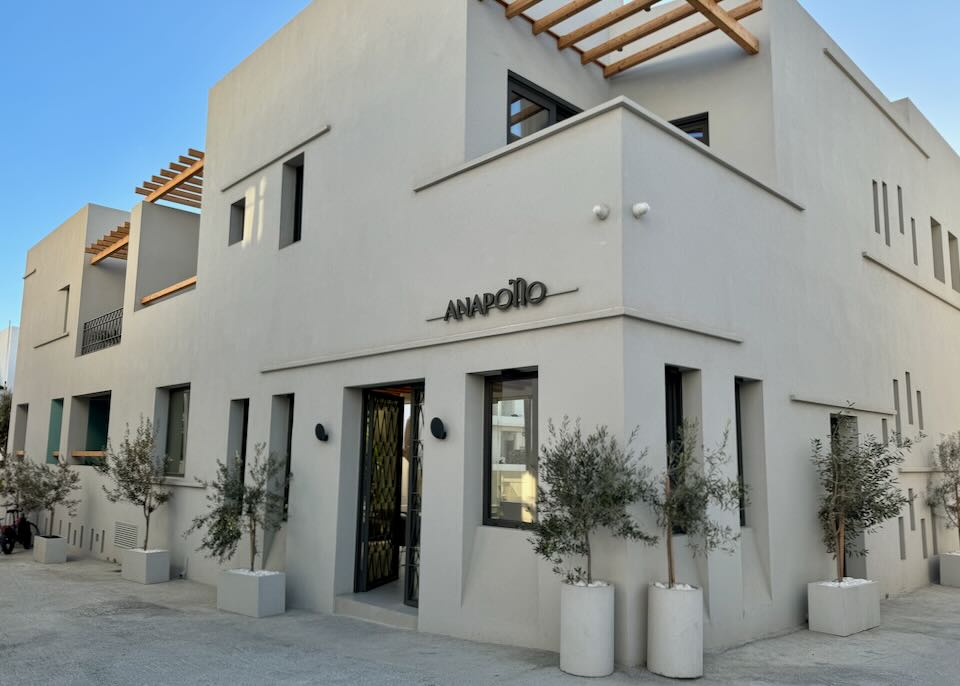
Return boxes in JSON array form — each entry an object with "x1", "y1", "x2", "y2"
[{"x1": 404, "y1": 389, "x2": 424, "y2": 607}]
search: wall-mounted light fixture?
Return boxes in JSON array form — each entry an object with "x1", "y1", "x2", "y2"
[
  {"x1": 430, "y1": 417, "x2": 447, "y2": 440},
  {"x1": 314, "y1": 423, "x2": 329, "y2": 442},
  {"x1": 631, "y1": 202, "x2": 651, "y2": 219},
  {"x1": 593, "y1": 204, "x2": 611, "y2": 221}
]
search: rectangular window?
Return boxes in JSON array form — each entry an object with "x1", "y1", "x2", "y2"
[
  {"x1": 279, "y1": 154, "x2": 304, "y2": 248},
  {"x1": 916, "y1": 390, "x2": 924, "y2": 430},
  {"x1": 905, "y1": 372, "x2": 913, "y2": 425},
  {"x1": 46, "y1": 398, "x2": 64, "y2": 464},
  {"x1": 270, "y1": 394, "x2": 295, "y2": 519},
  {"x1": 830, "y1": 413, "x2": 858, "y2": 452},
  {"x1": 932, "y1": 512, "x2": 939, "y2": 555},
  {"x1": 897, "y1": 185, "x2": 904, "y2": 234},
  {"x1": 932, "y1": 218, "x2": 945, "y2": 282},
  {"x1": 227, "y1": 399, "x2": 250, "y2": 489},
  {"x1": 665, "y1": 366, "x2": 684, "y2": 452},
  {"x1": 734, "y1": 379, "x2": 745, "y2": 526},
  {"x1": 484, "y1": 370, "x2": 538, "y2": 527},
  {"x1": 164, "y1": 386, "x2": 190, "y2": 476},
  {"x1": 13, "y1": 403, "x2": 28, "y2": 455},
  {"x1": 911, "y1": 218, "x2": 919, "y2": 265},
  {"x1": 670, "y1": 113, "x2": 710, "y2": 146},
  {"x1": 59, "y1": 285, "x2": 70, "y2": 333},
  {"x1": 85, "y1": 394, "x2": 110, "y2": 452},
  {"x1": 882, "y1": 182, "x2": 890, "y2": 246},
  {"x1": 921, "y1": 518, "x2": 928, "y2": 559},
  {"x1": 949, "y1": 233, "x2": 960, "y2": 292},
  {"x1": 892, "y1": 379, "x2": 902, "y2": 446},
  {"x1": 507, "y1": 73, "x2": 579, "y2": 144},
  {"x1": 898, "y1": 516, "x2": 906, "y2": 560},
  {"x1": 881, "y1": 417, "x2": 889, "y2": 445},
  {"x1": 908, "y1": 488, "x2": 916, "y2": 530},
  {"x1": 872, "y1": 181, "x2": 880, "y2": 235},
  {"x1": 228, "y1": 198, "x2": 246, "y2": 245}
]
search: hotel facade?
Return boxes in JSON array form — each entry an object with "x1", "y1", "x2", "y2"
[{"x1": 8, "y1": 0, "x2": 960, "y2": 667}]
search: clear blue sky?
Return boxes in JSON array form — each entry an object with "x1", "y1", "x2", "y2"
[{"x1": 0, "y1": 1, "x2": 957, "y2": 328}]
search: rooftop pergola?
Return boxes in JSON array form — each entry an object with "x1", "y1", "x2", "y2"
[
  {"x1": 498, "y1": 0, "x2": 762, "y2": 77},
  {"x1": 85, "y1": 148, "x2": 205, "y2": 263}
]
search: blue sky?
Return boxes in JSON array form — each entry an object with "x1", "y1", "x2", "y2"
[{"x1": 0, "y1": 1, "x2": 957, "y2": 328}]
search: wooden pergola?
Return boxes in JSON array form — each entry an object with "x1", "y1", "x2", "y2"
[
  {"x1": 85, "y1": 221, "x2": 130, "y2": 264},
  {"x1": 498, "y1": 0, "x2": 762, "y2": 77},
  {"x1": 134, "y1": 148, "x2": 205, "y2": 209}
]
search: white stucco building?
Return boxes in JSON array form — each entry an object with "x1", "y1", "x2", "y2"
[
  {"x1": 0, "y1": 325, "x2": 17, "y2": 390},
  {"x1": 7, "y1": 0, "x2": 960, "y2": 667}
]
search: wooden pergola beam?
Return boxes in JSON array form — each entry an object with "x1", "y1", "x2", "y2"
[
  {"x1": 506, "y1": 0, "x2": 543, "y2": 19},
  {"x1": 581, "y1": 2, "x2": 699, "y2": 64},
  {"x1": 143, "y1": 155, "x2": 204, "y2": 204},
  {"x1": 604, "y1": 0, "x2": 762, "y2": 77},
  {"x1": 533, "y1": 0, "x2": 604, "y2": 35},
  {"x1": 557, "y1": 0, "x2": 660, "y2": 49},
  {"x1": 685, "y1": 0, "x2": 759, "y2": 54},
  {"x1": 90, "y1": 234, "x2": 130, "y2": 265}
]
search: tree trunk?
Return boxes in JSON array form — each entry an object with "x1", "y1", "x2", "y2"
[
  {"x1": 836, "y1": 516, "x2": 845, "y2": 583},
  {"x1": 48, "y1": 507, "x2": 55, "y2": 536},
  {"x1": 143, "y1": 511, "x2": 151, "y2": 550},
  {"x1": 665, "y1": 475, "x2": 675, "y2": 588},
  {"x1": 585, "y1": 531, "x2": 592, "y2": 584},
  {"x1": 249, "y1": 520, "x2": 257, "y2": 572}
]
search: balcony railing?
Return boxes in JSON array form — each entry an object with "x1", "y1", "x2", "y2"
[{"x1": 81, "y1": 307, "x2": 123, "y2": 354}]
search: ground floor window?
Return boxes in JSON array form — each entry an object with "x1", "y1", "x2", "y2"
[
  {"x1": 483, "y1": 369, "x2": 538, "y2": 527},
  {"x1": 164, "y1": 385, "x2": 190, "y2": 476}
]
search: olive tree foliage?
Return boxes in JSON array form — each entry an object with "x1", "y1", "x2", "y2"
[
  {"x1": 529, "y1": 419, "x2": 657, "y2": 585},
  {"x1": 94, "y1": 418, "x2": 172, "y2": 550},
  {"x1": 0, "y1": 454, "x2": 44, "y2": 513},
  {"x1": 0, "y1": 386, "x2": 11, "y2": 460},
  {"x1": 811, "y1": 415, "x2": 912, "y2": 582},
  {"x1": 638, "y1": 420, "x2": 745, "y2": 588},
  {"x1": 928, "y1": 432, "x2": 960, "y2": 551},
  {"x1": 33, "y1": 458, "x2": 81, "y2": 536},
  {"x1": 186, "y1": 444, "x2": 286, "y2": 572}
]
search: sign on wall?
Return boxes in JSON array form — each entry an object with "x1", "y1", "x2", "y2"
[{"x1": 427, "y1": 277, "x2": 578, "y2": 323}]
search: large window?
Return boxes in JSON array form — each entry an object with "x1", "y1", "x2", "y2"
[
  {"x1": 670, "y1": 113, "x2": 710, "y2": 146},
  {"x1": 484, "y1": 370, "x2": 538, "y2": 527},
  {"x1": 165, "y1": 386, "x2": 190, "y2": 476},
  {"x1": 507, "y1": 73, "x2": 579, "y2": 144}
]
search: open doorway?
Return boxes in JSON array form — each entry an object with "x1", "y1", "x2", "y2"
[{"x1": 355, "y1": 383, "x2": 424, "y2": 608}]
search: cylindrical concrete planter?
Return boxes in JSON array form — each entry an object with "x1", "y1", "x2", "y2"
[
  {"x1": 807, "y1": 580, "x2": 880, "y2": 636},
  {"x1": 939, "y1": 553, "x2": 960, "y2": 587},
  {"x1": 121, "y1": 549, "x2": 170, "y2": 585},
  {"x1": 217, "y1": 569, "x2": 286, "y2": 618},
  {"x1": 646, "y1": 583, "x2": 703, "y2": 679},
  {"x1": 559, "y1": 581, "x2": 615, "y2": 677},
  {"x1": 33, "y1": 535, "x2": 66, "y2": 564}
]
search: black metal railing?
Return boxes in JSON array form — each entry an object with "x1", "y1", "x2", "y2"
[{"x1": 81, "y1": 308, "x2": 123, "y2": 355}]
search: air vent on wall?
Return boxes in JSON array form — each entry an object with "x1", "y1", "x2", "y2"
[{"x1": 113, "y1": 521, "x2": 138, "y2": 550}]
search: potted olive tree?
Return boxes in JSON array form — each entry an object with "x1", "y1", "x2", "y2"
[
  {"x1": 186, "y1": 444, "x2": 287, "y2": 617},
  {"x1": 638, "y1": 420, "x2": 743, "y2": 679},
  {"x1": 928, "y1": 432, "x2": 960, "y2": 586},
  {"x1": 95, "y1": 418, "x2": 173, "y2": 584},
  {"x1": 32, "y1": 458, "x2": 81, "y2": 564},
  {"x1": 529, "y1": 419, "x2": 656, "y2": 677},
  {"x1": 807, "y1": 416, "x2": 911, "y2": 636},
  {"x1": 0, "y1": 455, "x2": 43, "y2": 553}
]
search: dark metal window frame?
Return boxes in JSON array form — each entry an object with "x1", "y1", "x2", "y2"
[
  {"x1": 507, "y1": 72, "x2": 580, "y2": 145},
  {"x1": 163, "y1": 384, "x2": 191, "y2": 477},
  {"x1": 482, "y1": 368, "x2": 539, "y2": 529},
  {"x1": 670, "y1": 112, "x2": 710, "y2": 147}
]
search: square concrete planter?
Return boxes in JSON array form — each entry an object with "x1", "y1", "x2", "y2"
[
  {"x1": 807, "y1": 580, "x2": 880, "y2": 636},
  {"x1": 121, "y1": 549, "x2": 170, "y2": 584},
  {"x1": 33, "y1": 535, "x2": 66, "y2": 564},
  {"x1": 939, "y1": 553, "x2": 960, "y2": 587},
  {"x1": 217, "y1": 569, "x2": 286, "y2": 618}
]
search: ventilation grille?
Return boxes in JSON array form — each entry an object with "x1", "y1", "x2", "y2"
[{"x1": 113, "y1": 522, "x2": 138, "y2": 549}]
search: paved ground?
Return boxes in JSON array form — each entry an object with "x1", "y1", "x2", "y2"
[{"x1": 1, "y1": 553, "x2": 959, "y2": 685}]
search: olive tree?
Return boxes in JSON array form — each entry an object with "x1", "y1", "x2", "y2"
[
  {"x1": 95, "y1": 418, "x2": 172, "y2": 550},
  {"x1": 928, "y1": 432, "x2": 960, "y2": 551},
  {"x1": 529, "y1": 419, "x2": 657, "y2": 585},
  {"x1": 33, "y1": 458, "x2": 82, "y2": 536}
]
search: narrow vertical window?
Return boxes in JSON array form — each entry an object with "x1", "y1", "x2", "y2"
[
  {"x1": 898, "y1": 516, "x2": 906, "y2": 560},
  {"x1": 949, "y1": 233, "x2": 960, "y2": 292},
  {"x1": 916, "y1": 390, "x2": 924, "y2": 430},
  {"x1": 908, "y1": 488, "x2": 916, "y2": 530},
  {"x1": 733, "y1": 378, "x2": 762, "y2": 527},
  {"x1": 911, "y1": 218, "x2": 918, "y2": 265},
  {"x1": 872, "y1": 181, "x2": 881, "y2": 235},
  {"x1": 932, "y1": 218, "x2": 945, "y2": 282},
  {"x1": 59, "y1": 285, "x2": 70, "y2": 333},
  {"x1": 897, "y1": 185, "x2": 904, "y2": 234},
  {"x1": 279, "y1": 153, "x2": 305, "y2": 248},
  {"x1": 227, "y1": 399, "x2": 250, "y2": 490},
  {"x1": 892, "y1": 379, "x2": 902, "y2": 446},
  {"x1": 228, "y1": 198, "x2": 246, "y2": 245},
  {"x1": 665, "y1": 366, "x2": 684, "y2": 454},
  {"x1": 921, "y1": 518, "x2": 928, "y2": 559},
  {"x1": 905, "y1": 372, "x2": 913, "y2": 425},
  {"x1": 932, "y1": 511, "x2": 939, "y2": 555},
  {"x1": 881, "y1": 418, "x2": 889, "y2": 445},
  {"x1": 882, "y1": 182, "x2": 890, "y2": 246},
  {"x1": 270, "y1": 394, "x2": 295, "y2": 520},
  {"x1": 46, "y1": 398, "x2": 64, "y2": 464},
  {"x1": 13, "y1": 403, "x2": 28, "y2": 455},
  {"x1": 483, "y1": 370, "x2": 538, "y2": 527},
  {"x1": 164, "y1": 386, "x2": 190, "y2": 476}
]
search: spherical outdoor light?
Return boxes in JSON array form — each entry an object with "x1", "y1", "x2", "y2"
[
  {"x1": 430, "y1": 417, "x2": 447, "y2": 440},
  {"x1": 632, "y1": 202, "x2": 651, "y2": 218},
  {"x1": 593, "y1": 204, "x2": 611, "y2": 221},
  {"x1": 314, "y1": 423, "x2": 329, "y2": 442}
]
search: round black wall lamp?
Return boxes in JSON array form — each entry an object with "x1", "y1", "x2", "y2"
[
  {"x1": 314, "y1": 423, "x2": 329, "y2": 442},
  {"x1": 430, "y1": 417, "x2": 447, "y2": 440}
]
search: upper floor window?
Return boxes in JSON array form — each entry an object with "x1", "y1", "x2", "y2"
[
  {"x1": 507, "y1": 73, "x2": 579, "y2": 144},
  {"x1": 670, "y1": 113, "x2": 710, "y2": 146},
  {"x1": 280, "y1": 154, "x2": 304, "y2": 248}
]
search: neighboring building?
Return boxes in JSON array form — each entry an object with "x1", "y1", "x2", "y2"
[
  {"x1": 0, "y1": 325, "x2": 18, "y2": 390},
  {"x1": 8, "y1": 0, "x2": 960, "y2": 667}
]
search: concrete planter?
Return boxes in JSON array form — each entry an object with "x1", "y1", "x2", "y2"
[
  {"x1": 121, "y1": 549, "x2": 170, "y2": 584},
  {"x1": 807, "y1": 580, "x2": 880, "y2": 636},
  {"x1": 217, "y1": 569, "x2": 286, "y2": 618},
  {"x1": 939, "y1": 553, "x2": 960, "y2": 587},
  {"x1": 559, "y1": 581, "x2": 614, "y2": 677},
  {"x1": 646, "y1": 584, "x2": 703, "y2": 679},
  {"x1": 33, "y1": 535, "x2": 66, "y2": 564}
]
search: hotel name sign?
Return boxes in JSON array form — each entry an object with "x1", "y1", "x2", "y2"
[{"x1": 428, "y1": 277, "x2": 578, "y2": 323}]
